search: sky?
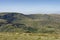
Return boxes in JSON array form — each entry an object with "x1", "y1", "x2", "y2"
[{"x1": 0, "y1": 0, "x2": 60, "y2": 14}]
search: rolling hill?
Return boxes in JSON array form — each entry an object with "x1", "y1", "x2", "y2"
[{"x1": 0, "y1": 12, "x2": 60, "y2": 33}]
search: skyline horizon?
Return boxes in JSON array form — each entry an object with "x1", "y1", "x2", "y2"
[
  {"x1": 0, "y1": 11, "x2": 60, "y2": 14},
  {"x1": 0, "y1": 0, "x2": 60, "y2": 14}
]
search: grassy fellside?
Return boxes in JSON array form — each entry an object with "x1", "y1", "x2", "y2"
[{"x1": 0, "y1": 32, "x2": 60, "y2": 40}]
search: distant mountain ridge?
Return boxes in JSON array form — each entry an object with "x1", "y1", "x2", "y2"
[{"x1": 0, "y1": 12, "x2": 60, "y2": 33}]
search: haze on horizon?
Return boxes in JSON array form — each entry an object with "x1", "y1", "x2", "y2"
[{"x1": 0, "y1": 0, "x2": 60, "y2": 14}]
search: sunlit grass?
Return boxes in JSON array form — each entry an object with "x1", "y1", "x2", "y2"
[{"x1": 0, "y1": 33, "x2": 60, "y2": 40}]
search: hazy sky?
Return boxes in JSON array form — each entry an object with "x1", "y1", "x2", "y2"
[{"x1": 0, "y1": 0, "x2": 60, "y2": 14}]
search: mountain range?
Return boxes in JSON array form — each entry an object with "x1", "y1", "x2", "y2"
[{"x1": 0, "y1": 12, "x2": 60, "y2": 33}]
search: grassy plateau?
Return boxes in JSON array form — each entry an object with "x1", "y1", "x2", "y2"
[{"x1": 0, "y1": 33, "x2": 60, "y2": 40}]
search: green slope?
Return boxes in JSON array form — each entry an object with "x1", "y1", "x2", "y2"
[{"x1": 0, "y1": 12, "x2": 60, "y2": 33}]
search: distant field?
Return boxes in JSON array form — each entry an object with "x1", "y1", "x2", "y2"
[{"x1": 0, "y1": 33, "x2": 60, "y2": 40}]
